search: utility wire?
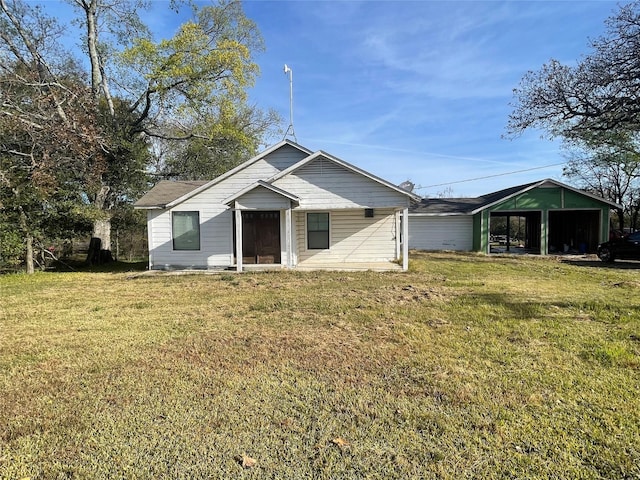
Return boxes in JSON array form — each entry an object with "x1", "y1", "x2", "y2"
[{"x1": 414, "y1": 162, "x2": 565, "y2": 191}]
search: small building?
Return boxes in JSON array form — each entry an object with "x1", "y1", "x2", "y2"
[
  {"x1": 409, "y1": 179, "x2": 620, "y2": 254},
  {"x1": 134, "y1": 140, "x2": 419, "y2": 272}
]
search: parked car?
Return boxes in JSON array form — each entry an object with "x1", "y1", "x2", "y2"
[{"x1": 597, "y1": 231, "x2": 640, "y2": 262}]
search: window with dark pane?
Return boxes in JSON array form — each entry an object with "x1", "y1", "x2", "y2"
[
  {"x1": 307, "y1": 212, "x2": 329, "y2": 250},
  {"x1": 172, "y1": 211, "x2": 200, "y2": 250}
]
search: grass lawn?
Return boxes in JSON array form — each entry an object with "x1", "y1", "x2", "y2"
[{"x1": 1, "y1": 252, "x2": 639, "y2": 479}]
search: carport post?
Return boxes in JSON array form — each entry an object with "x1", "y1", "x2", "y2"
[{"x1": 541, "y1": 210, "x2": 548, "y2": 255}]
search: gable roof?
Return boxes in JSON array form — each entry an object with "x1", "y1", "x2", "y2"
[
  {"x1": 134, "y1": 141, "x2": 420, "y2": 209},
  {"x1": 410, "y1": 179, "x2": 621, "y2": 216},
  {"x1": 267, "y1": 150, "x2": 422, "y2": 201},
  {"x1": 133, "y1": 140, "x2": 312, "y2": 209}
]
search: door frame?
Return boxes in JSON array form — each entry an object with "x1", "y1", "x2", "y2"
[{"x1": 233, "y1": 210, "x2": 281, "y2": 264}]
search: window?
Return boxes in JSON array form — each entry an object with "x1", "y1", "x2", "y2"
[
  {"x1": 172, "y1": 211, "x2": 200, "y2": 250},
  {"x1": 307, "y1": 212, "x2": 329, "y2": 250}
]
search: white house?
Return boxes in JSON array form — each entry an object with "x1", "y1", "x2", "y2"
[{"x1": 134, "y1": 140, "x2": 419, "y2": 272}]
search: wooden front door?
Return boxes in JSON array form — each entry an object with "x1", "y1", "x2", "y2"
[{"x1": 240, "y1": 211, "x2": 281, "y2": 264}]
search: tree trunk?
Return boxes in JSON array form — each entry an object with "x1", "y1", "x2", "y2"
[
  {"x1": 84, "y1": 0, "x2": 115, "y2": 115},
  {"x1": 93, "y1": 218, "x2": 111, "y2": 252},
  {"x1": 92, "y1": 184, "x2": 112, "y2": 252},
  {"x1": 85, "y1": 183, "x2": 114, "y2": 264},
  {"x1": 17, "y1": 206, "x2": 35, "y2": 274},
  {"x1": 25, "y1": 233, "x2": 34, "y2": 274},
  {"x1": 617, "y1": 207, "x2": 625, "y2": 232}
]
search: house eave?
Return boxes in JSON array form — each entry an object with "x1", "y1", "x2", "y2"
[
  {"x1": 133, "y1": 205, "x2": 165, "y2": 210},
  {"x1": 408, "y1": 212, "x2": 472, "y2": 217}
]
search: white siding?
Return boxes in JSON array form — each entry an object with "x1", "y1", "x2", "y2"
[
  {"x1": 263, "y1": 144, "x2": 310, "y2": 172},
  {"x1": 273, "y1": 158, "x2": 408, "y2": 209},
  {"x1": 148, "y1": 207, "x2": 233, "y2": 269},
  {"x1": 295, "y1": 209, "x2": 398, "y2": 264},
  {"x1": 147, "y1": 146, "x2": 307, "y2": 269},
  {"x1": 234, "y1": 186, "x2": 292, "y2": 210},
  {"x1": 408, "y1": 215, "x2": 473, "y2": 251}
]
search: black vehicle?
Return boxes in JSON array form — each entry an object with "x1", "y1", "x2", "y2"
[{"x1": 597, "y1": 231, "x2": 640, "y2": 262}]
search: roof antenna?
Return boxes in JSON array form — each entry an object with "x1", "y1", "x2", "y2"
[{"x1": 283, "y1": 64, "x2": 297, "y2": 142}]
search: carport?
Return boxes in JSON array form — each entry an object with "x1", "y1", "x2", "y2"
[{"x1": 474, "y1": 180, "x2": 619, "y2": 255}]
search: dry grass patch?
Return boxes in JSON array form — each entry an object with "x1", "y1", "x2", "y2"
[{"x1": 1, "y1": 252, "x2": 639, "y2": 478}]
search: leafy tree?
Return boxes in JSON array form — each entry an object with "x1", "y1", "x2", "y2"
[
  {"x1": 1, "y1": 0, "x2": 279, "y2": 267},
  {"x1": 158, "y1": 103, "x2": 280, "y2": 180},
  {"x1": 0, "y1": 0, "x2": 100, "y2": 272},
  {"x1": 71, "y1": 0, "x2": 279, "y2": 253},
  {"x1": 0, "y1": 64, "x2": 96, "y2": 271}
]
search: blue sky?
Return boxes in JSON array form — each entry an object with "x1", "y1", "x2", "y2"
[
  {"x1": 43, "y1": 0, "x2": 621, "y2": 197},
  {"x1": 241, "y1": 0, "x2": 620, "y2": 197}
]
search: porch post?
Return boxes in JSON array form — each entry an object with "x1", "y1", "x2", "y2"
[
  {"x1": 395, "y1": 210, "x2": 401, "y2": 259},
  {"x1": 285, "y1": 204, "x2": 293, "y2": 268},
  {"x1": 235, "y1": 204, "x2": 243, "y2": 272},
  {"x1": 402, "y1": 207, "x2": 409, "y2": 271}
]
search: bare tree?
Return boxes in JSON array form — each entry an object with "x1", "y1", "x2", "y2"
[
  {"x1": 563, "y1": 135, "x2": 640, "y2": 231},
  {"x1": 508, "y1": 2, "x2": 640, "y2": 140}
]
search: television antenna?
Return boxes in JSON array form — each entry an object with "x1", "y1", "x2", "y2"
[{"x1": 283, "y1": 64, "x2": 297, "y2": 142}]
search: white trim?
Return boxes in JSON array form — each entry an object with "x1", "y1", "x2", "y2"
[
  {"x1": 223, "y1": 180, "x2": 300, "y2": 206},
  {"x1": 402, "y1": 208, "x2": 409, "y2": 271},
  {"x1": 395, "y1": 210, "x2": 401, "y2": 259},
  {"x1": 285, "y1": 206, "x2": 293, "y2": 268},
  {"x1": 409, "y1": 212, "x2": 472, "y2": 217},
  {"x1": 235, "y1": 206, "x2": 243, "y2": 272}
]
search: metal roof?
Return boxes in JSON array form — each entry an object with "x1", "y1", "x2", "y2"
[
  {"x1": 410, "y1": 182, "x2": 537, "y2": 215},
  {"x1": 410, "y1": 179, "x2": 621, "y2": 215}
]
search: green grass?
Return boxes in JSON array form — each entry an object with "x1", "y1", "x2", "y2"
[{"x1": 1, "y1": 252, "x2": 639, "y2": 479}]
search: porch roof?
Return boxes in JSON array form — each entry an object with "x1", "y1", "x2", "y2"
[{"x1": 223, "y1": 180, "x2": 300, "y2": 207}]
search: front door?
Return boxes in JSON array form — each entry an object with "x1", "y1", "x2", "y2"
[{"x1": 240, "y1": 211, "x2": 281, "y2": 264}]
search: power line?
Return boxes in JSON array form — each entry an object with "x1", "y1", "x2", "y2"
[{"x1": 414, "y1": 162, "x2": 565, "y2": 191}]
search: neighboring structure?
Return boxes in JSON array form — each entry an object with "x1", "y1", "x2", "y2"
[
  {"x1": 409, "y1": 179, "x2": 621, "y2": 254},
  {"x1": 135, "y1": 140, "x2": 419, "y2": 272}
]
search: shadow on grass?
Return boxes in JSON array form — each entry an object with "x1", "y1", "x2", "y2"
[
  {"x1": 560, "y1": 259, "x2": 640, "y2": 270},
  {"x1": 453, "y1": 292, "x2": 550, "y2": 321},
  {"x1": 454, "y1": 292, "x2": 640, "y2": 322},
  {"x1": 49, "y1": 259, "x2": 148, "y2": 274},
  {"x1": 410, "y1": 250, "x2": 640, "y2": 270}
]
